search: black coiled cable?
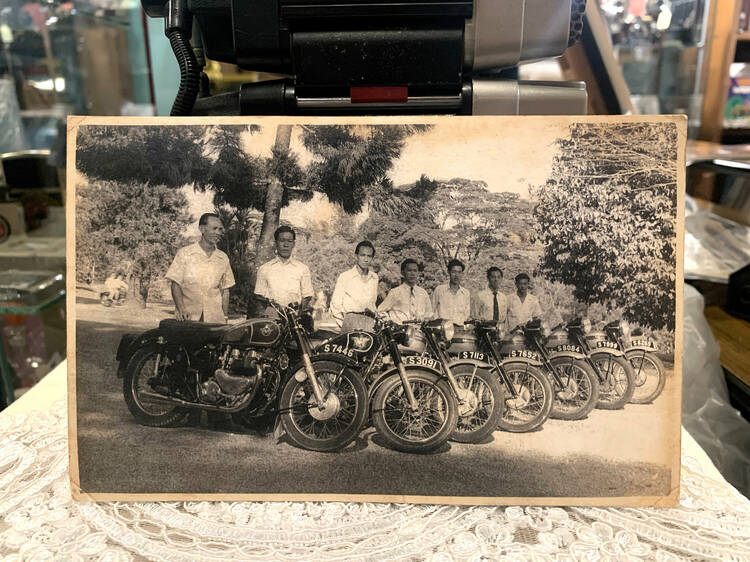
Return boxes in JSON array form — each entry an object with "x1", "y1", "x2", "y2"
[
  {"x1": 568, "y1": 0, "x2": 587, "y2": 47},
  {"x1": 167, "y1": 28, "x2": 200, "y2": 116}
]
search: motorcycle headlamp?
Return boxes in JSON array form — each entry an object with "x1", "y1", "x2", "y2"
[
  {"x1": 618, "y1": 319, "x2": 630, "y2": 338},
  {"x1": 540, "y1": 320, "x2": 551, "y2": 339},
  {"x1": 397, "y1": 325, "x2": 413, "y2": 347},
  {"x1": 582, "y1": 318, "x2": 592, "y2": 334},
  {"x1": 441, "y1": 320, "x2": 455, "y2": 343}
]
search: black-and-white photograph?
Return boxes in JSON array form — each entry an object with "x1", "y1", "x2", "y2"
[{"x1": 68, "y1": 115, "x2": 683, "y2": 504}]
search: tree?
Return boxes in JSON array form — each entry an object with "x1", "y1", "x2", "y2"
[
  {"x1": 75, "y1": 123, "x2": 431, "y2": 314},
  {"x1": 532, "y1": 122, "x2": 678, "y2": 330},
  {"x1": 357, "y1": 177, "x2": 540, "y2": 293},
  {"x1": 76, "y1": 125, "x2": 213, "y2": 189},
  {"x1": 76, "y1": 180, "x2": 192, "y2": 306}
]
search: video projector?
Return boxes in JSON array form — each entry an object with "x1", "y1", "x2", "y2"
[{"x1": 142, "y1": 0, "x2": 588, "y2": 116}]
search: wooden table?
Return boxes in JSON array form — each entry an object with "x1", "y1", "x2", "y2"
[{"x1": 703, "y1": 306, "x2": 750, "y2": 418}]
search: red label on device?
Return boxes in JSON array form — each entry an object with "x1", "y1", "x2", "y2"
[{"x1": 350, "y1": 87, "x2": 408, "y2": 103}]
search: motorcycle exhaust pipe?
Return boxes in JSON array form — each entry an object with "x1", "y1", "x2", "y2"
[{"x1": 139, "y1": 390, "x2": 254, "y2": 413}]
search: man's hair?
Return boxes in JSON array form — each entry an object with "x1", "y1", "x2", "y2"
[
  {"x1": 447, "y1": 259, "x2": 465, "y2": 272},
  {"x1": 486, "y1": 266, "x2": 503, "y2": 279},
  {"x1": 355, "y1": 240, "x2": 375, "y2": 256},
  {"x1": 515, "y1": 273, "x2": 531, "y2": 284},
  {"x1": 274, "y1": 225, "x2": 296, "y2": 241},
  {"x1": 401, "y1": 258, "x2": 419, "y2": 275},
  {"x1": 199, "y1": 212, "x2": 221, "y2": 226}
]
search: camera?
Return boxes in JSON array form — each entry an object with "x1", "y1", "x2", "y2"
[{"x1": 143, "y1": 0, "x2": 588, "y2": 116}]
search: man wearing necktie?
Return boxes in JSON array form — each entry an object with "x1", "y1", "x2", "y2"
[
  {"x1": 377, "y1": 258, "x2": 433, "y2": 324},
  {"x1": 471, "y1": 266, "x2": 508, "y2": 326}
]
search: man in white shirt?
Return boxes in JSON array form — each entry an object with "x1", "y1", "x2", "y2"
[
  {"x1": 506, "y1": 273, "x2": 543, "y2": 330},
  {"x1": 166, "y1": 213, "x2": 236, "y2": 323},
  {"x1": 378, "y1": 259, "x2": 433, "y2": 323},
  {"x1": 329, "y1": 241, "x2": 379, "y2": 330},
  {"x1": 432, "y1": 259, "x2": 471, "y2": 325},
  {"x1": 254, "y1": 225, "x2": 314, "y2": 312},
  {"x1": 472, "y1": 266, "x2": 508, "y2": 326}
]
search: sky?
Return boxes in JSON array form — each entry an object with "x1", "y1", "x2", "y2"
[{"x1": 186, "y1": 119, "x2": 571, "y2": 228}]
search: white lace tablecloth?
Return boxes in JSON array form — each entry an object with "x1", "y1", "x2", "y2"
[{"x1": 2, "y1": 375, "x2": 750, "y2": 561}]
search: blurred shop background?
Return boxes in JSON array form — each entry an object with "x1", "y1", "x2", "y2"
[{"x1": 0, "y1": 0, "x2": 749, "y2": 490}]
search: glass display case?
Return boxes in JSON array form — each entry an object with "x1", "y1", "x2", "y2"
[
  {"x1": 599, "y1": 0, "x2": 711, "y2": 137},
  {"x1": 0, "y1": 0, "x2": 153, "y2": 155}
]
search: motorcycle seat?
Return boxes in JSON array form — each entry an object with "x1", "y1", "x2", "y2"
[{"x1": 158, "y1": 319, "x2": 230, "y2": 345}]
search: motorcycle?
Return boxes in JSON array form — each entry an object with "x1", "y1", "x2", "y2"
[
  {"x1": 313, "y1": 312, "x2": 459, "y2": 453},
  {"x1": 603, "y1": 320, "x2": 665, "y2": 404},
  {"x1": 115, "y1": 295, "x2": 368, "y2": 452},
  {"x1": 393, "y1": 320, "x2": 505, "y2": 444},
  {"x1": 507, "y1": 319, "x2": 599, "y2": 420},
  {"x1": 566, "y1": 318, "x2": 634, "y2": 409},
  {"x1": 100, "y1": 288, "x2": 127, "y2": 307},
  {"x1": 450, "y1": 320, "x2": 553, "y2": 433}
]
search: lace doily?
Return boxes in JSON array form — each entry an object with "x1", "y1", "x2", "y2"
[{"x1": 2, "y1": 403, "x2": 750, "y2": 561}]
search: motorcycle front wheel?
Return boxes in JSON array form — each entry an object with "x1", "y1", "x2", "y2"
[
  {"x1": 549, "y1": 356, "x2": 599, "y2": 420},
  {"x1": 496, "y1": 361, "x2": 553, "y2": 433},
  {"x1": 371, "y1": 370, "x2": 458, "y2": 453},
  {"x1": 279, "y1": 359, "x2": 368, "y2": 452},
  {"x1": 123, "y1": 346, "x2": 188, "y2": 427},
  {"x1": 448, "y1": 363, "x2": 504, "y2": 443},
  {"x1": 592, "y1": 353, "x2": 634, "y2": 409},
  {"x1": 626, "y1": 351, "x2": 665, "y2": 404}
]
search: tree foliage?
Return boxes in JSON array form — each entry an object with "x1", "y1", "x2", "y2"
[
  {"x1": 532, "y1": 122, "x2": 678, "y2": 330},
  {"x1": 354, "y1": 177, "x2": 540, "y2": 293},
  {"x1": 76, "y1": 125, "x2": 213, "y2": 189},
  {"x1": 300, "y1": 125, "x2": 432, "y2": 214},
  {"x1": 76, "y1": 181, "x2": 193, "y2": 305}
]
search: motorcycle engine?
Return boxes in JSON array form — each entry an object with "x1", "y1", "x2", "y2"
[{"x1": 199, "y1": 348, "x2": 262, "y2": 404}]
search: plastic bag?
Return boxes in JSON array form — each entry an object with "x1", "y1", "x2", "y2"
[
  {"x1": 0, "y1": 79, "x2": 26, "y2": 155},
  {"x1": 685, "y1": 194, "x2": 750, "y2": 282},
  {"x1": 682, "y1": 283, "x2": 750, "y2": 496}
]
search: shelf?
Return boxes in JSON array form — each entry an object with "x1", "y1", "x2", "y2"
[{"x1": 738, "y1": 31, "x2": 750, "y2": 41}]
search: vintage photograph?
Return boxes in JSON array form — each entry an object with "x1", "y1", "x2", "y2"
[{"x1": 68, "y1": 115, "x2": 683, "y2": 504}]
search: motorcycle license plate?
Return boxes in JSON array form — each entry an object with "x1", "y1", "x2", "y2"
[
  {"x1": 630, "y1": 339, "x2": 655, "y2": 348},
  {"x1": 510, "y1": 349, "x2": 539, "y2": 361},
  {"x1": 553, "y1": 344, "x2": 582, "y2": 353},
  {"x1": 320, "y1": 343, "x2": 355, "y2": 358},
  {"x1": 596, "y1": 341, "x2": 618, "y2": 349},
  {"x1": 457, "y1": 351, "x2": 486, "y2": 362},
  {"x1": 402, "y1": 355, "x2": 439, "y2": 370}
]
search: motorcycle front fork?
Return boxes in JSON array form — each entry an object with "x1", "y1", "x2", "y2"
[
  {"x1": 301, "y1": 352, "x2": 328, "y2": 408},
  {"x1": 295, "y1": 328, "x2": 328, "y2": 409}
]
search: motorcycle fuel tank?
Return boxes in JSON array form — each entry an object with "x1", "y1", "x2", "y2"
[
  {"x1": 545, "y1": 329, "x2": 571, "y2": 349},
  {"x1": 498, "y1": 332, "x2": 528, "y2": 356},
  {"x1": 446, "y1": 325, "x2": 478, "y2": 354},
  {"x1": 318, "y1": 331, "x2": 375, "y2": 359},
  {"x1": 222, "y1": 319, "x2": 281, "y2": 346}
]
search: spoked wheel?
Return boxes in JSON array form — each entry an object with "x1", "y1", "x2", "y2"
[
  {"x1": 280, "y1": 359, "x2": 368, "y2": 452},
  {"x1": 592, "y1": 353, "x2": 634, "y2": 410},
  {"x1": 496, "y1": 362, "x2": 553, "y2": 433},
  {"x1": 449, "y1": 363, "x2": 504, "y2": 443},
  {"x1": 123, "y1": 346, "x2": 188, "y2": 427},
  {"x1": 549, "y1": 357, "x2": 599, "y2": 420},
  {"x1": 626, "y1": 351, "x2": 666, "y2": 404},
  {"x1": 371, "y1": 370, "x2": 457, "y2": 453}
]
